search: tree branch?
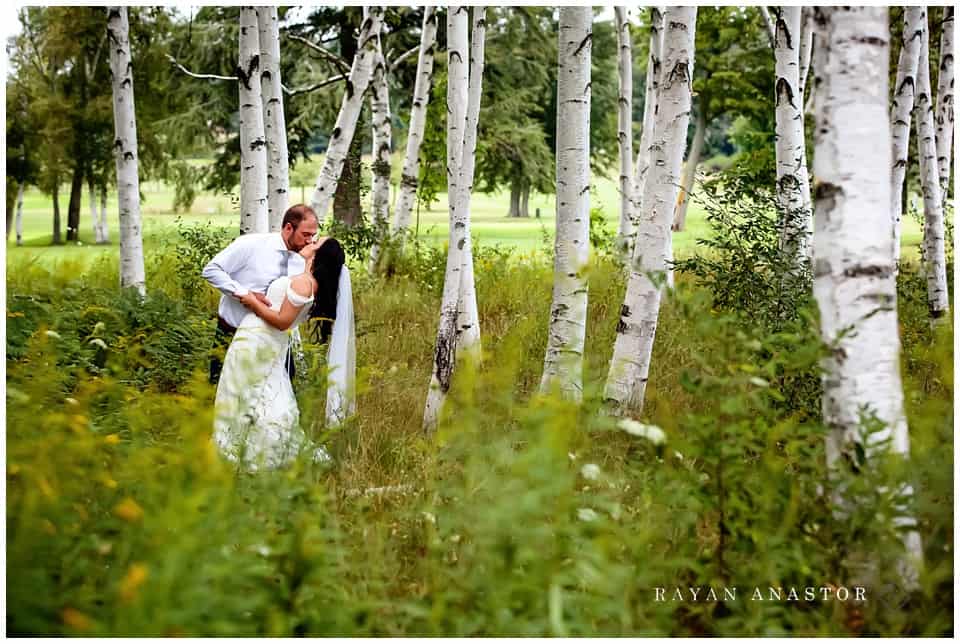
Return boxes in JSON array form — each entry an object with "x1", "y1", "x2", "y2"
[
  {"x1": 286, "y1": 33, "x2": 350, "y2": 74},
  {"x1": 387, "y1": 45, "x2": 419, "y2": 71},
  {"x1": 283, "y1": 74, "x2": 348, "y2": 97},
  {"x1": 166, "y1": 53, "x2": 237, "y2": 81},
  {"x1": 759, "y1": 7, "x2": 777, "y2": 49}
]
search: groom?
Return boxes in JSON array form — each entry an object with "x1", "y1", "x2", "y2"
[{"x1": 202, "y1": 204, "x2": 320, "y2": 384}]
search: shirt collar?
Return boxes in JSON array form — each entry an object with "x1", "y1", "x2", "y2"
[{"x1": 269, "y1": 232, "x2": 291, "y2": 253}]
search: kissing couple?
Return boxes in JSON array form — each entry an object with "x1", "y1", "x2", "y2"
[{"x1": 202, "y1": 204, "x2": 355, "y2": 472}]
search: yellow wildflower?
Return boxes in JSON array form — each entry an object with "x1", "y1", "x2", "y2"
[
  {"x1": 104, "y1": 434, "x2": 121, "y2": 445},
  {"x1": 113, "y1": 497, "x2": 143, "y2": 523},
  {"x1": 61, "y1": 607, "x2": 93, "y2": 632},
  {"x1": 119, "y1": 563, "x2": 149, "y2": 602}
]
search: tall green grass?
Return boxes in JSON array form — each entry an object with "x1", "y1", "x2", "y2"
[{"x1": 5, "y1": 235, "x2": 953, "y2": 635}]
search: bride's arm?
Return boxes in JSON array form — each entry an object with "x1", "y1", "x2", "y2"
[{"x1": 239, "y1": 277, "x2": 313, "y2": 331}]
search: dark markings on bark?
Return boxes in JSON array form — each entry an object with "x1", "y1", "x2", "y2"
[
  {"x1": 449, "y1": 50, "x2": 464, "y2": 65},
  {"x1": 435, "y1": 330, "x2": 455, "y2": 392},
  {"x1": 897, "y1": 75, "x2": 916, "y2": 96},
  {"x1": 572, "y1": 32, "x2": 593, "y2": 58},
  {"x1": 250, "y1": 138, "x2": 266, "y2": 151},
  {"x1": 894, "y1": 158, "x2": 907, "y2": 169},
  {"x1": 400, "y1": 173, "x2": 418, "y2": 188},
  {"x1": 667, "y1": 21, "x2": 688, "y2": 32},
  {"x1": 776, "y1": 77, "x2": 796, "y2": 108},
  {"x1": 345, "y1": 80, "x2": 355, "y2": 101},
  {"x1": 262, "y1": 70, "x2": 272, "y2": 83},
  {"x1": 667, "y1": 61, "x2": 691, "y2": 85},
  {"x1": 814, "y1": 181, "x2": 842, "y2": 211},
  {"x1": 457, "y1": 238, "x2": 465, "y2": 250},
  {"x1": 775, "y1": 13, "x2": 793, "y2": 50},
  {"x1": 941, "y1": 53, "x2": 955, "y2": 71},
  {"x1": 236, "y1": 54, "x2": 260, "y2": 92},
  {"x1": 123, "y1": 152, "x2": 135, "y2": 162},
  {"x1": 331, "y1": 126, "x2": 341, "y2": 140},
  {"x1": 852, "y1": 36, "x2": 886, "y2": 47},
  {"x1": 372, "y1": 156, "x2": 391, "y2": 178},
  {"x1": 842, "y1": 264, "x2": 893, "y2": 279}
]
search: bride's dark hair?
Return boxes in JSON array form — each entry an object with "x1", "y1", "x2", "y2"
[{"x1": 308, "y1": 238, "x2": 345, "y2": 343}]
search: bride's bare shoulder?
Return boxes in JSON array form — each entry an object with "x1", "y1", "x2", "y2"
[{"x1": 289, "y1": 274, "x2": 315, "y2": 298}]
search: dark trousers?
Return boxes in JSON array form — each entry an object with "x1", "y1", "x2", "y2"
[{"x1": 209, "y1": 316, "x2": 296, "y2": 385}]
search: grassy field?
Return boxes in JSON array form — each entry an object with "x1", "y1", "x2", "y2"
[{"x1": 5, "y1": 155, "x2": 930, "y2": 269}]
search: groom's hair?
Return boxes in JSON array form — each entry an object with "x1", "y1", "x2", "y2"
[{"x1": 282, "y1": 204, "x2": 318, "y2": 230}]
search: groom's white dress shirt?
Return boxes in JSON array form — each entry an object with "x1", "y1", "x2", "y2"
[{"x1": 202, "y1": 232, "x2": 305, "y2": 328}]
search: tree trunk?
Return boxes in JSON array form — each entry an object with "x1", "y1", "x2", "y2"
[
  {"x1": 935, "y1": 6, "x2": 954, "y2": 198},
  {"x1": 539, "y1": 6, "x2": 592, "y2": 402},
  {"x1": 423, "y1": 5, "x2": 470, "y2": 433},
  {"x1": 633, "y1": 8, "x2": 663, "y2": 249},
  {"x1": 614, "y1": 7, "x2": 634, "y2": 259},
  {"x1": 52, "y1": 183, "x2": 62, "y2": 245},
  {"x1": 774, "y1": 7, "x2": 813, "y2": 269},
  {"x1": 258, "y1": 6, "x2": 289, "y2": 232},
  {"x1": 891, "y1": 7, "x2": 924, "y2": 265},
  {"x1": 108, "y1": 6, "x2": 146, "y2": 295},
  {"x1": 797, "y1": 7, "x2": 814, "y2": 103},
  {"x1": 311, "y1": 8, "x2": 384, "y2": 224},
  {"x1": 88, "y1": 175, "x2": 100, "y2": 243},
  {"x1": 332, "y1": 134, "x2": 364, "y2": 227},
  {"x1": 915, "y1": 15, "x2": 950, "y2": 320},
  {"x1": 15, "y1": 182, "x2": 24, "y2": 246},
  {"x1": 392, "y1": 7, "x2": 438, "y2": 244},
  {"x1": 455, "y1": 6, "x2": 486, "y2": 359},
  {"x1": 520, "y1": 182, "x2": 530, "y2": 217},
  {"x1": 368, "y1": 30, "x2": 393, "y2": 271},
  {"x1": 605, "y1": 7, "x2": 697, "y2": 416},
  {"x1": 99, "y1": 184, "x2": 109, "y2": 243},
  {"x1": 673, "y1": 107, "x2": 705, "y2": 232},
  {"x1": 507, "y1": 180, "x2": 521, "y2": 216},
  {"x1": 66, "y1": 165, "x2": 83, "y2": 242},
  {"x1": 238, "y1": 7, "x2": 269, "y2": 234},
  {"x1": 811, "y1": 6, "x2": 922, "y2": 589},
  {"x1": 6, "y1": 179, "x2": 15, "y2": 241}
]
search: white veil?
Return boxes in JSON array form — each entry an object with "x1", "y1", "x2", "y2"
[{"x1": 325, "y1": 266, "x2": 356, "y2": 426}]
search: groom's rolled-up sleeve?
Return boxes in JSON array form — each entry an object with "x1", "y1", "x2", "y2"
[{"x1": 202, "y1": 238, "x2": 253, "y2": 297}]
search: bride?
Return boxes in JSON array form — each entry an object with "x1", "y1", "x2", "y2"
[{"x1": 212, "y1": 236, "x2": 355, "y2": 471}]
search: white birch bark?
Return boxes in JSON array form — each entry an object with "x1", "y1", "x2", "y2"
[
  {"x1": 392, "y1": 7, "x2": 438, "y2": 241},
  {"x1": 238, "y1": 7, "x2": 268, "y2": 234},
  {"x1": 257, "y1": 6, "x2": 289, "y2": 232},
  {"x1": 812, "y1": 6, "x2": 922, "y2": 588},
  {"x1": 368, "y1": 32, "x2": 392, "y2": 271},
  {"x1": 915, "y1": 17, "x2": 950, "y2": 319},
  {"x1": 99, "y1": 184, "x2": 109, "y2": 243},
  {"x1": 614, "y1": 7, "x2": 634, "y2": 258},
  {"x1": 88, "y1": 177, "x2": 100, "y2": 243},
  {"x1": 797, "y1": 7, "x2": 814, "y2": 103},
  {"x1": 456, "y1": 7, "x2": 486, "y2": 358},
  {"x1": 633, "y1": 7, "x2": 663, "y2": 253},
  {"x1": 604, "y1": 7, "x2": 697, "y2": 415},
  {"x1": 423, "y1": 6, "x2": 469, "y2": 432},
  {"x1": 935, "y1": 7, "x2": 954, "y2": 196},
  {"x1": 107, "y1": 6, "x2": 146, "y2": 296},
  {"x1": 774, "y1": 7, "x2": 812, "y2": 268},
  {"x1": 310, "y1": 8, "x2": 384, "y2": 225},
  {"x1": 673, "y1": 107, "x2": 705, "y2": 231},
  {"x1": 891, "y1": 7, "x2": 924, "y2": 265},
  {"x1": 539, "y1": 7, "x2": 592, "y2": 401},
  {"x1": 14, "y1": 182, "x2": 24, "y2": 247}
]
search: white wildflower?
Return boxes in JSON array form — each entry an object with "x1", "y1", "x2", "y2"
[
  {"x1": 674, "y1": 450, "x2": 684, "y2": 461},
  {"x1": 618, "y1": 419, "x2": 666, "y2": 444},
  {"x1": 422, "y1": 511, "x2": 436, "y2": 525},
  {"x1": 749, "y1": 377, "x2": 770, "y2": 388},
  {"x1": 44, "y1": 330, "x2": 62, "y2": 340},
  {"x1": 65, "y1": 397, "x2": 79, "y2": 406},
  {"x1": 567, "y1": 452, "x2": 577, "y2": 462},
  {"x1": 580, "y1": 463, "x2": 601, "y2": 480},
  {"x1": 89, "y1": 338, "x2": 108, "y2": 349},
  {"x1": 576, "y1": 508, "x2": 598, "y2": 522}
]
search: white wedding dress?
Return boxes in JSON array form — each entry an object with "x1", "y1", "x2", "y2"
[{"x1": 213, "y1": 275, "x2": 316, "y2": 471}]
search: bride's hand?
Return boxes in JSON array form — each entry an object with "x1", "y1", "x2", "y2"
[{"x1": 239, "y1": 291, "x2": 268, "y2": 309}]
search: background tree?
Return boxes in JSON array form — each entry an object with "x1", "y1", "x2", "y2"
[{"x1": 238, "y1": 6, "x2": 269, "y2": 234}]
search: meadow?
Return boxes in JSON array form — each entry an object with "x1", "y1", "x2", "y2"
[{"x1": 5, "y1": 159, "x2": 952, "y2": 636}]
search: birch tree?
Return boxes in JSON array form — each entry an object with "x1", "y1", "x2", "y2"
[
  {"x1": 258, "y1": 6, "x2": 290, "y2": 232},
  {"x1": 915, "y1": 14, "x2": 950, "y2": 320},
  {"x1": 88, "y1": 177, "x2": 101, "y2": 243},
  {"x1": 99, "y1": 185, "x2": 109, "y2": 243},
  {"x1": 367, "y1": 29, "x2": 392, "y2": 271},
  {"x1": 633, "y1": 7, "x2": 663, "y2": 253},
  {"x1": 672, "y1": 108, "x2": 705, "y2": 231},
  {"x1": 107, "y1": 6, "x2": 145, "y2": 295},
  {"x1": 310, "y1": 7, "x2": 384, "y2": 225},
  {"x1": 811, "y1": 6, "x2": 922, "y2": 588},
  {"x1": 604, "y1": 7, "x2": 697, "y2": 415},
  {"x1": 423, "y1": 6, "x2": 470, "y2": 432},
  {"x1": 614, "y1": 7, "x2": 634, "y2": 257},
  {"x1": 773, "y1": 7, "x2": 812, "y2": 267},
  {"x1": 238, "y1": 7, "x2": 269, "y2": 234},
  {"x1": 935, "y1": 7, "x2": 954, "y2": 196},
  {"x1": 392, "y1": 7, "x2": 438, "y2": 244},
  {"x1": 890, "y1": 7, "x2": 924, "y2": 264},
  {"x1": 456, "y1": 7, "x2": 486, "y2": 358},
  {"x1": 539, "y1": 6, "x2": 592, "y2": 401}
]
